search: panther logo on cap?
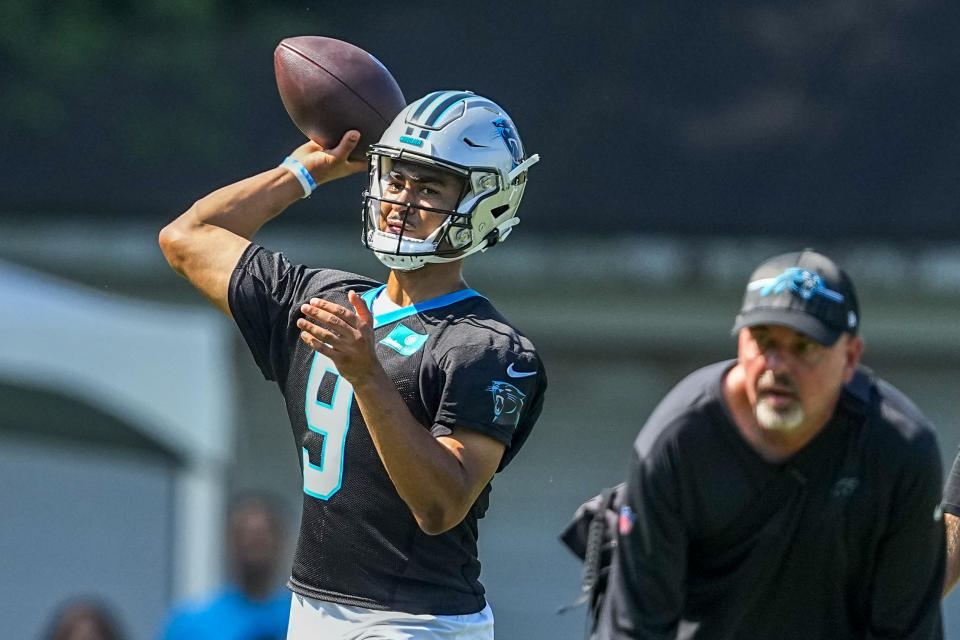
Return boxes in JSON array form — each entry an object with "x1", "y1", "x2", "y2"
[{"x1": 748, "y1": 267, "x2": 844, "y2": 303}]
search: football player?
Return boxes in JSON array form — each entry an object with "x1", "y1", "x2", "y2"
[{"x1": 159, "y1": 91, "x2": 546, "y2": 639}]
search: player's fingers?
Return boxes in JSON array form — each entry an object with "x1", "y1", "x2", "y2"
[
  {"x1": 330, "y1": 130, "x2": 360, "y2": 159},
  {"x1": 299, "y1": 330, "x2": 337, "y2": 354},
  {"x1": 291, "y1": 139, "x2": 326, "y2": 156},
  {"x1": 328, "y1": 131, "x2": 367, "y2": 173},
  {"x1": 296, "y1": 318, "x2": 344, "y2": 344},
  {"x1": 306, "y1": 298, "x2": 360, "y2": 329},
  {"x1": 300, "y1": 302, "x2": 354, "y2": 333},
  {"x1": 348, "y1": 290, "x2": 373, "y2": 327},
  {"x1": 289, "y1": 134, "x2": 364, "y2": 183}
]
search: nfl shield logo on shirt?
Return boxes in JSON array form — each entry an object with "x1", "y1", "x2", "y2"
[{"x1": 619, "y1": 505, "x2": 635, "y2": 535}]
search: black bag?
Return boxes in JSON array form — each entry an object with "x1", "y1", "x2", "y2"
[{"x1": 558, "y1": 483, "x2": 627, "y2": 633}]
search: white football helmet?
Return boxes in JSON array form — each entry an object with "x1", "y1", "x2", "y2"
[{"x1": 362, "y1": 90, "x2": 539, "y2": 271}]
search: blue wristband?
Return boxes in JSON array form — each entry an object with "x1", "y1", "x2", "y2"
[{"x1": 280, "y1": 156, "x2": 317, "y2": 198}]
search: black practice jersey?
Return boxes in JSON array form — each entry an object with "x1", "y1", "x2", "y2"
[
  {"x1": 228, "y1": 245, "x2": 546, "y2": 615},
  {"x1": 598, "y1": 361, "x2": 944, "y2": 640}
]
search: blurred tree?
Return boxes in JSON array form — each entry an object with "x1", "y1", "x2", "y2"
[{"x1": 1, "y1": 0, "x2": 959, "y2": 240}]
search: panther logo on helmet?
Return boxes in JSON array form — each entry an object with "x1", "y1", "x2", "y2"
[{"x1": 493, "y1": 118, "x2": 524, "y2": 168}]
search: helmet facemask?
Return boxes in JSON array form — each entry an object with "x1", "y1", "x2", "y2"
[{"x1": 362, "y1": 154, "x2": 502, "y2": 270}]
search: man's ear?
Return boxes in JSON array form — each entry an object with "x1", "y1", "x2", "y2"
[{"x1": 842, "y1": 335, "x2": 864, "y2": 383}]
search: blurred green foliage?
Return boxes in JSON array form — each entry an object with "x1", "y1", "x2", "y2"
[
  {"x1": 2, "y1": 0, "x2": 959, "y2": 238},
  {"x1": 0, "y1": 0, "x2": 309, "y2": 159}
]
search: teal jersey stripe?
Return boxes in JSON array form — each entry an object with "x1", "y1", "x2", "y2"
[{"x1": 363, "y1": 286, "x2": 485, "y2": 329}]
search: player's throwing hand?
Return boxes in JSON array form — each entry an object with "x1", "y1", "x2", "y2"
[{"x1": 289, "y1": 130, "x2": 368, "y2": 186}]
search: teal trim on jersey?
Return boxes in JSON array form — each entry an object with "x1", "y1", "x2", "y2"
[
  {"x1": 361, "y1": 285, "x2": 387, "y2": 310},
  {"x1": 380, "y1": 324, "x2": 429, "y2": 356},
  {"x1": 370, "y1": 288, "x2": 486, "y2": 329},
  {"x1": 302, "y1": 447, "x2": 342, "y2": 500},
  {"x1": 399, "y1": 135, "x2": 424, "y2": 147}
]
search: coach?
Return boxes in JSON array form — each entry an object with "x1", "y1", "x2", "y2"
[{"x1": 596, "y1": 250, "x2": 945, "y2": 640}]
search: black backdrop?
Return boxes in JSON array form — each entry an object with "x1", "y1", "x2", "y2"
[{"x1": 3, "y1": 0, "x2": 960, "y2": 241}]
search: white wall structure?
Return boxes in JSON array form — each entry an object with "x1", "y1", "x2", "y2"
[{"x1": 0, "y1": 259, "x2": 236, "y2": 638}]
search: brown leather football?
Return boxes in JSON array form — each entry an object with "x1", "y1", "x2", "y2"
[{"x1": 274, "y1": 36, "x2": 406, "y2": 162}]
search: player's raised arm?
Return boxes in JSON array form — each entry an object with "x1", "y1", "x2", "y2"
[{"x1": 158, "y1": 132, "x2": 365, "y2": 316}]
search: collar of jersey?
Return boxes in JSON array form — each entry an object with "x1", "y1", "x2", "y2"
[{"x1": 361, "y1": 285, "x2": 485, "y2": 329}]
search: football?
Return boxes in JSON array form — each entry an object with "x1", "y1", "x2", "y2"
[{"x1": 274, "y1": 36, "x2": 407, "y2": 162}]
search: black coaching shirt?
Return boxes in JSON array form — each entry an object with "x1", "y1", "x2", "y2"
[
  {"x1": 227, "y1": 244, "x2": 546, "y2": 615},
  {"x1": 598, "y1": 361, "x2": 944, "y2": 640}
]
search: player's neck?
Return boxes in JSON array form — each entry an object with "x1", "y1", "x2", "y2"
[{"x1": 385, "y1": 260, "x2": 468, "y2": 307}]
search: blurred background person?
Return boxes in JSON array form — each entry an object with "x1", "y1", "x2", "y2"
[
  {"x1": 157, "y1": 493, "x2": 291, "y2": 640},
  {"x1": 596, "y1": 250, "x2": 945, "y2": 639},
  {"x1": 44, "y1": 597, "x2": 126, "y2": 640}
]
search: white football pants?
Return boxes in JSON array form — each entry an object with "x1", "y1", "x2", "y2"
[{"x1": 287, "y1": 593, "x2": 495, "y2": 640}]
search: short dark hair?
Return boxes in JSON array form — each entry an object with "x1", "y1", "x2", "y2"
[{"x1": 44, "y1": 597, "x2": 126, "y2": 640}]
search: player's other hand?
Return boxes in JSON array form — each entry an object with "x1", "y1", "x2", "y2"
[
  {"x1": 289, "y1": 130, "x2": 367, "y2": 186},
  {"x1": 296, "y1": 291, "x2": 383, "y2": 386}
]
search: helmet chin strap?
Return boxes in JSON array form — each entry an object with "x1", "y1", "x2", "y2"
[
  {"x1": 491, "y1": 217, "x2": 521, "y2": 245},
  {"x1": 368, "y1": 215, "x2": 454, "y2": 271},
  {"x1": 369, "y1": 213, "x2": 453, "y2": 254},
  {"x1": 421, "y1": 219, "x2": 449, "y2": 246},
  {"x1": 401, "y1": 216, "x2": 522, "y2": 267}
]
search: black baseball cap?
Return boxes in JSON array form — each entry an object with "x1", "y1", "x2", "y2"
[{"x1": 731, "y1": 249, "x2": 860, "y2": 346}]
